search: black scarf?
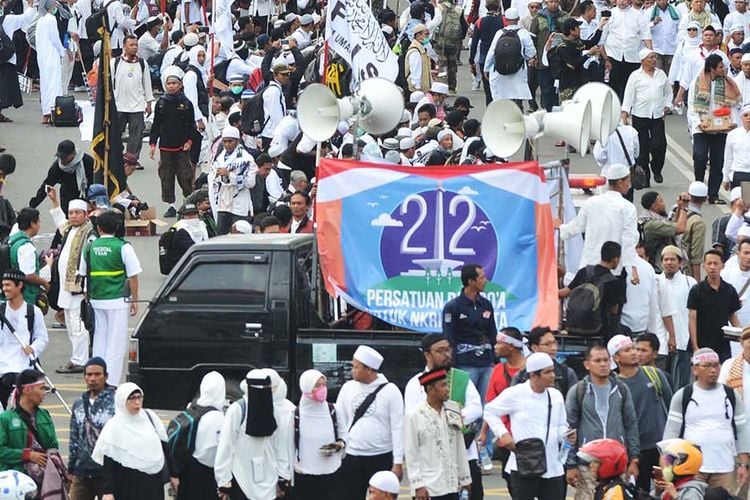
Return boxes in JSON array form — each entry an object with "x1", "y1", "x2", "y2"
[{"x1": 245, "y1": 377, "x2": 277, "y2": 437}]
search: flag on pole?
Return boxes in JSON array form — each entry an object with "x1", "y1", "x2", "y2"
[
  {"x1": 324, "y1": 0, "x2": 399, "y2": 85},
  {"x1": 90, "y1": 22, "x2": 126, "y2": 200}
]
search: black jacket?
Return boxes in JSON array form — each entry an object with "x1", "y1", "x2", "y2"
[
  {"x1": 469, "y1": 14, "x2": 504, "y2": 71},
  {"x1": 29, "y1": 154, "x2": 95, "y2": 213},
  {"x1": 149, "y1": 93, "x2": 197, "y2": 149}
]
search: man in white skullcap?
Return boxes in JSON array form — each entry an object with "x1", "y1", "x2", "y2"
[
  {"x1": 559, "y1": 163, "x2": 641, "y2": 284},
  {"x1": 400, "y1": 138, "x2": 417, "y2": 166},
  {"x1": 735, "y1": 53, "x2": 750, "y2": 105},
  {"x1": 425, "y1": 130, "x2": 455, "y2": 166},
  {"x1": 484, "y1": 352, "x2": 569, "y2": 498},
  {"x1": 45, "y1": 188, "x2": 96, "y2": 374},
  {"x1": 335, "y1": 345, "x2": 405, "y2": 500},
  {"x1": 367, "y1": 470, "x2": 400, "y2": 499}
]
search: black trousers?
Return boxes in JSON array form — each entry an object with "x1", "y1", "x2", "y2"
[
  {"x1": 632, "y1": 116, "x2": 666, "y2": 179},
  {"x1": 469, "y1": 459, "x2": 483, "y2": 500},
  {"x1": 339, "y1": 452, "x2": 393, "y2": 500},
  {"x1": 510, "y1": 472, "x2": 566, "y2": 500},
  {"x1": 693, "y1": 132, "x2": 727, "y2": 198},
  {"x1": 609, "y1": 59, "x2": 640, "y2": 102},
  {"x1": 294, "y1": 472, "x2": 339, "y2": 500},
  {"x1": 636, "y1": 447, "x2": 660, "y2": 494},
  {"x1": 730, "y1": 171, "x2": 750, "y2": 188}
]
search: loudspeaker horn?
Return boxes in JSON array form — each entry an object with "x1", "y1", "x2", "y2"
[
  {"x1": 297, "y1": 83, "x2": 355, "y2": 142},
  {"x1": 355, "y1": 78, "x2": 405, "y2": 136},
  {"x1": 482, "y1": 100, "x2": 542, "y2": 158},
  {"x1": 543, "y1": 100, "x2": 592, "y2": 157},
  {"x1": 573, "y1": 82, "x2": 620, "y2": 146}
]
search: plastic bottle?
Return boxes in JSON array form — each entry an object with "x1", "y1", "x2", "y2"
[
  {"x1": 558, "y1": 440, "x2": 573, "y2": 464},
  {"x1": 459, "y1": 489, "x2": 470, "y2": 500},
  {"x1": 478, "y1": 446, "x2": 493, "y2": 471},
  {"x1": 674, "y1": 102, "x2": 684, "y2": 115},
  {"x1": 603, "y1": 68, "x2": 611, "y2": 83}
]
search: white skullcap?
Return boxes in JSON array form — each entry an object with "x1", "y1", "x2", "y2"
[
  {"x1": 233, "y1": 220, "x2": 253, "y2": 234},
  {"x1": 400, "y1": 109, "x2": 411, "y2": 124},
  {"x1": 639, "y1": 48, "x2": 655, "y2": 60},
  {"x1": 400, "y1": 137, "x2": 415, "y2": 150},
  {"x1": 607, "y1": 334, "x2": 633, "y2": 357},
  {"x1": 730, "y1": 25, "x2": 744, "y2": 34},
  {"x1": 163, "y1": 65, "x2": 185, "y2": 82},
  {"x1": 68, "y1": 199, "x2": 88, "y2": 212},
  {"x1": 526, "y1": 352, "x2": 553, "y2": 373},
  {"x1": 222, "y1": 126, "x2": 240, "y2": 140},
  {"x1": 285, "y1": 12, "x2": 298, "y2": 22},
  {"x1": 430, "y1": 82, "x2": 449, "y2": 95},
  {"x1": 738, "y1": 224, "x2": 750, "y2": 239},
  {"x1": 410, "y1": 91, "x2": 425, "y2": 104},
  {"x1": 505, "y1": 7, "x2": 520, "y2": 19},
  {"x1": 688, "y1": 181, "x2": 708, "y2": 197},
  {"x1": 731, "y1": 186, "x2": 743, "y2": 202},
  {"x1": 742, "y1": 103, "x2": 750, "y2": 115},
  {"x1": 183, "y1": 32, "x2": 199, "y2": 47},
  {"x1": 382, "y1": 138, "x2": 399, "y2": 150},
  {"x1": 368, "y1": 471, "x2": 400, "y2": 494},
  {"x1": 353, "y1": 345, "x2": 384, "y2": 370},
  {"x1": 396, "y1": 127, "x2": 413, "y2": 139},
  {"x1": 437, "y1": 129, "x2": 452, "y2": 141},
  {"x1": 382, "y1": 24, "x2": 394, "y2": 35},
  {"x1": 687, "y1": 21, "x2": 701, "y2": 30},
  {"x1": 742, "y1": 53, "x2": 750, "y2": 63},
  {"x1": 605, "y1": 163, "x2": 630, "y2": 181},
  {"x1": 384, "y1": 150, "x2": 402, "y2": 164}
]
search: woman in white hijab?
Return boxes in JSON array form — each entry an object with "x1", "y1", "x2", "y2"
[
  {"x1": 35, "y1": 0, "x2": 66, "y2": 124},
  {"x1": 182, "y1": 44, "x2": 209, "y2": 164},
  {"x1": 294, "y1": 369, "x2": 346, "y2": 500},
  {"x1": 177, "y1": 371, "x2": 225, "y2": 500},
  {"x1": 264, "y1": 368, "x2": 295, "y2": 495},
  {"x1": 93, "y1": 382, "x2": 177, "y2": 500}
]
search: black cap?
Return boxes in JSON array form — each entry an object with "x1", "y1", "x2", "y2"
[
  {"x1": 562, "y1": 18, "x2": 582, "y2": 35},
  {"x1": 445, "y1": 110, "x2": 465, "y2": 127},
  {"x1": 421, "y1": 333, "x2": 447, "y2": 351},
  {"x1": 0, "y1": 154, "x2": 16, "y2": 175},
  {"x1": 453, "y1": 96, "x2": 474, "y2": 109},
  {"x1": 55, "y1": 140, "x2": 76, "y2": 158}
]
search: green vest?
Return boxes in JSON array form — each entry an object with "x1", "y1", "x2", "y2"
[
  {"x1": 86, "y1": 237, "x2": 128, "y2": 300},
  {"x1": 8, "y1": 232, "x2": 40, "y2": 305},
  {"x1": 0, "y1": 407, "x2": 58, "y2": 472}
]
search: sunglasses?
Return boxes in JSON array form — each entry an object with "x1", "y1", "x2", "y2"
[{"x1": 687, "y1": 28, "x2": 698, "y2": 31}]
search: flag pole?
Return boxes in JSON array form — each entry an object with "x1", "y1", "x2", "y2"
[{"x1": 102, "y1": 26, "x2": 111, "y2": 196}]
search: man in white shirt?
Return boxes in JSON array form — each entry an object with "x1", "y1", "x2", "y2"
[
  {"x1": 674, "y1": 24, "x2": 730, "y2": 109},
  {"x1": 658, "y1": 245, "x2": 697, "y2": 389},
  {"x1": 483, "y1": 352, "x2": 569, "y2": 498},
  {"x1": 735, "y1": 54, "x2": 750, "y2": 105},
  {"x1": 593, "y1": 123, "x2": 639, "y2": 180},
  {"x1": 291, "y1": 14, "x2": 314, "y2": 50},
  {"x1": 260, "y1": 63, "x2": 290, "y2": 151},
  {"x1": 404, "y1": 368, "x2": 472, "y2": 499},
  {"x1": 663, "y1": 348, "x2": 750, "y2": 491},
  {"x1": 622, "y1": 48, "x2": 672, "y2": 184},
  {"x1": 137, "y1": 15, "x2": 170, "y2": 61},
  {"x1": 111, "y1": 34, "x2": 154, "y2": 159},
  {"x1": 0, "y1": 270, "x2": 49, "y2": 408},
  {"x1": 600, "y1": 0, "x2": 653, "y2": 100},
  {"x1": 558, "y1": 163, "x2": 641, "y2": 283},
  {"x1": 723, "y1": 105, "x2": 750, "y2": 189},
  {"x1": 649, "y1": 0, "x2": 681, "y2": 73},
  {"x1": 105, "y1": 0, "x2": 137, "y2": 56},
  {"x1": 723, "y1": 0, "x2": 750, "y2": 38},
  {"x1": 336, "y1": 346, "x2": 404, "y2": 500},
  {"x1": 180, "y1": 0, "x2": 204, "y2": 25},
  {"x1": 719, "y1": 327, "x2": 750, "y2": 429},
  {"x1": 721, "y1": 239, "x2": 750, "y2": 327}
]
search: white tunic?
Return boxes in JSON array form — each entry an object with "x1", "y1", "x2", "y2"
[
  {"x1": 50, "y1": 207, "x2": 95, "y2": 310},
  {"x1": 483, "y1": 25, "x2": 536, "y2": 101},
  {"x1": 0, "y1": 302, "x2": 49, "y2": 375},
  {"x1": 36, "y1": 12, "x2": 65, "y2": 115},
  {"x1": 735, "y1": 71, "x2": 750, "y2": 107},
  {"x1": 656, "y1": 271, "x2": 696, "y2": 351}
]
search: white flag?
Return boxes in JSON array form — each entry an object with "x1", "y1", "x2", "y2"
[{"x1": 325, "y1": 0, "x2": 398, "y2": 84}]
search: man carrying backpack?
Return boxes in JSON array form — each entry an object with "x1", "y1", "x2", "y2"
[
  {"x1": 663, "y1": 348, "x2": 750, "y2": 492},
  {"x1": 483, "y1": 7, "x2": 536, "y2": 107},
  {"x1": 432, "y1": 0, "x2": 468, "y2": 95},
  {"x1": 468, "y1": 0, "x2": 504, "y2": 105},
  {"x1": 559, "y1": 241, "x2": 627, "y2": 340}
]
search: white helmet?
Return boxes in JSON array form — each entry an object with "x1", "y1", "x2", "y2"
[{"x1": 0, "y1": 471, "x2": 37, "y2": 499}]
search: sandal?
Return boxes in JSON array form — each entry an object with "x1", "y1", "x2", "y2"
[{"x1": 0, "y1": 115, "x2": 11, "y2": 123}]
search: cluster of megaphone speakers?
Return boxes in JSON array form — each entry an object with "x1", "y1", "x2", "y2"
[
  {"x1": 482, "y1": 82, "x2": 622, "y2": 159},
  {"x1": 297, "y1": 78, "x2": 406, "y2": 142}
]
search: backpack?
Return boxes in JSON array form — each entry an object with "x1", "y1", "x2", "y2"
[
  {"x1": 679, "y1": 383, "x2": 737, "y2": 440},
  {"x1": 158, "y1": 226, "x2": 178, "y2": 275},
  {"x1": 565, "y1": 266, "x2": 618, "y2": 336},
  {"x1": 394, "y1": 32, "x2": 411, "y2": 93},
  {"x1": 0, "y1": 302, "x2": 35, "y2": 345},
  {"x1": 240, "y1": 84, "x2": 273, "y2": 135},
  {"x1": 547, "y1": 44, "x2": 563, "y2": 79},
  {"x1": 493, "y1": 29, "x2": 524, "y2": 75},
  {"x1": 51, "y1": 95, "x2": 83, "y2": 127},
  {"x1": 0, "y1": 242, "x2": 11, "y2": 278},
  {"x1": 166, "y1": 404, "x2": 219, "y2": 473},
  {"x1": 0, "y1": 25, "x2": 14, "y2": 64},
  {"x1": 433, "y1": 4, "x2": 463, "y2": 52},
  {"x1": 637, "y1": 216, "x2": 681, "y2": 265},
  {"x1": 85, "y1": 0, "x2": 117, "y2": 42},
  {"x1": 640, "y1": 365, "x2": 668, "y2": 415}
]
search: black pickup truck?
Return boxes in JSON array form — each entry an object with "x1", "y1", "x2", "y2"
[{"x1": 127, "y1": 234, "x2": 425, "y2": 410}]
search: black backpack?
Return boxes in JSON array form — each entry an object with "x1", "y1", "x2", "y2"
[
  {"x1": 493, "y1": 29, "x2": 524, "y2": 75},
  {"x1": 0, "y1": 302, "x2": 35, "y2": 344},
  {"x1": 565, "y1": 266, "x2": 618, "y2": 336},
  {"x1": 166, "y1": 404, "x2": 219, "y2": 473},
  {"x1": 0, "y1": 25, "x2": 14, "y2": 64},
  {"x1": 547, "y1": 44, "x2": 563, "y2": 80},
  {"x1": 241, "y1": 85, "x2": 272, "y2": 135},
  {"x1": 51, "y1": 96, "x2": 83, "y2": 127},
  {"x1": 85, "y1": 0, "x2": 116, "y2": 42},
  {"x1": 158, "y1": 226, "x2": 178, "y2": 275},
  {"x1": 679, "y1": 383, "x2": 737, "y2": 440},
  {"x1": 0, "y1": 242, "x2": 11, "y2": 278}
]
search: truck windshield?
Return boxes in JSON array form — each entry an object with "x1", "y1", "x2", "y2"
[{"x1": 166, "y1": 262, "x2": 269, "y2": 307}]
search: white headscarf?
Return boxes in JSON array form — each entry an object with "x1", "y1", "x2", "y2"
[
  {"x1": 263, "y1": 368, "x2": 288, "y2": 404},
  {"x1": 175, "y1": 218, "x2": 208, "y2": 244},
  {"x1": 91, "y1": 383, "x2": 167, "y2": 475},
  {"x1": 188, "y1": 45, "x2": 208, "y2": 82},
  {"x1": 196, "y1": 371, "x2": 226, "y2": 409}
]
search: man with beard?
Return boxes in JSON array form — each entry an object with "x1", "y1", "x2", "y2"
[
  {"x1": 638, "y1": 191, "x2": 689, "y2": 271},
  {"x1": 29, "y1": 140, "x2": 94, "y2": 215},
  {"x1": 404, "y1": 334, "x2": 484, "y2": 500}
]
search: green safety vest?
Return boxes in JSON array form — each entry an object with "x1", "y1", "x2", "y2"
[
  {"x1": 8, "y1": 231, "x2": 40, "y2": 305},
  {"x1": 86, "y1": 237, "x2": 129, "y2": 300}
]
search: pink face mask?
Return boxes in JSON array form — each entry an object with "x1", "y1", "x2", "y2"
[{"x1": 311, "y1": 386, "x2": 328, "y2": 402}]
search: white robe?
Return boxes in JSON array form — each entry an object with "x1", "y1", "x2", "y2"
[
  {"x1": 483, "y1": 25, "x2": 536, "y2": 101},
  {"x1": 735, "y1": 71, "x2": 750, "y2": 107},
  {"x1": 36, "y1": 13, "x2": 65, "y2": 115}
]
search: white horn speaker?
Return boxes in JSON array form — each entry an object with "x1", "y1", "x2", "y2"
[
  {"x1": 356, "y1": 78, "x2": 405, "y2": 135},
  {"x1": 297, "y1": 83, "x2": 355, "y2": 142},
  {"x1": 573, "y1": 82, "x2": 619, "y2": 146},
  {"x1": 543, "y1": 100, "x2": 592, "y2": 157},
  {"x1": 482, "y1": 100, "x2": 541, "y2": 158}
]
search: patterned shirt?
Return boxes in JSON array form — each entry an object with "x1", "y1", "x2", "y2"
[{"x1": 68, "y1": 386, "x2": 116, "y2": 477}]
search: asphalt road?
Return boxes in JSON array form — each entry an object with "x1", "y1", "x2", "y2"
[{"x1": 0, "y1": 53, "x2": 732, "y2": 498}]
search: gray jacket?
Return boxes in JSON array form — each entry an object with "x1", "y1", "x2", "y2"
[
  {"x1": 564, "y1": 375, "x2": 640, "y2": 467},
  {"x1": 676, "y1": 479, "x2": 707, "y2": 500}
]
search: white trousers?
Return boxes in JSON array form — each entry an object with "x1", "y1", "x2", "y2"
[
  {"x1": 63, "y1": 297, "x2": 89, "y2": 366},
  {"x1": 61, "y1": 52, "x2": 75, "y2": 93},
  {"x1": 92, "y1": 307, "x2": 129, "y2": 384}
]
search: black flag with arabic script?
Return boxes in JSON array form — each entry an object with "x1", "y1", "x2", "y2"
[{"x1": 90, "y1": 21, "x2": 126, "y2": 200}]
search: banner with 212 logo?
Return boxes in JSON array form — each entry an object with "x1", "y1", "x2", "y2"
[{"x1": 315, "y1": 159, "x2": 559, "y2": 333}]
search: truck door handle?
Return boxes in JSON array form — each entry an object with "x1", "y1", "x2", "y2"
[{"x1": 242, "y1": 323, "x2": 263, "y2": 339}]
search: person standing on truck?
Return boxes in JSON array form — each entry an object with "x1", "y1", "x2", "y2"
[
  {"x1": 404, "y1": 334, "x2": 484, "y2": 500},
  {"x1": 442, "y1": 263, "x2": 497, "y2": 402},
  {"x1": 336, "y1": 346, "x2": 405, "y2": 500},
  {"x1": 78, "y1": 210, "x2": 142, "y2": 385},
  {"x1": 68, "y1": 357, "x2": 116, "y2": 500}
]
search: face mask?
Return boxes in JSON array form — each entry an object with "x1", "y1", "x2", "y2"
[
  {"x1": 230, "y1": 86, "x2": 243, "y2": 95},
  {"x1": 311, "y1": 386, "x2": 327, "y2": 402},
  {"x1": 50, "y1": 6, "x2": 58, "y2": 14},
  {"x1": 421, "y1": 37, "x2": 430, "y2": 46},
  {"x1": 662, "y1": 466, "x2": 674, "y2": 483}
]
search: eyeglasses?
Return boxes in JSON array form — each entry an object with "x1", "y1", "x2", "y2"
[
  {"x1": 687, "y1": 28, "x2": 699, "y2": 31},
  {"x1": 127, "y1": 393, "x2": 143, "y2": 401}
]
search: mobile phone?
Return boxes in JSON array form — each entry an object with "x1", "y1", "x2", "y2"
[
  {"x1": 601, "y1": 9, "x2": 611, "y2": 17},
  {"x1": 197, "y1": 26, "x2": 210, "y2": 33},
  {"x1": 652, "y1": 466, "x2": 663, "y2": 481},
  {"x1": 741, "y1": 181, "x2": 750, "y2": 206},
  {"x1": 281, "y1": 39, "x2": 290, "y2": 48}
]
